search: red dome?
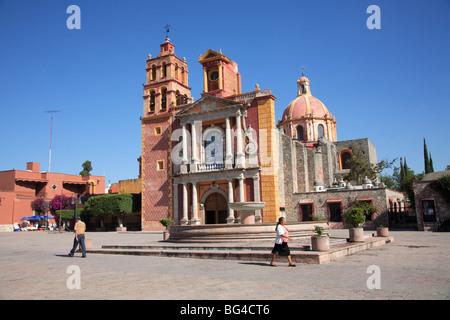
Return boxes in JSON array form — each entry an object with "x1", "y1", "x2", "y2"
[{"x1": 282, "y1": 95, "x2": 331, "y2": 121}]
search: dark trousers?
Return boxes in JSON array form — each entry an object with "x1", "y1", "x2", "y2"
[{"x1": 70, "y1": 234, "x2": 86, "y2": 257}]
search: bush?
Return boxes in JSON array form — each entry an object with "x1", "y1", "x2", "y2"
[
  {"x1": 159, "y1": 218, "x2": 172, "y2": 229},
  {"x1": 344, "y1": 207, "x2": 366, "y2": 228},
  {"x1": 437, "y1": 217, "x2": 450, "y2": 232},
  {"x1": 55, "y1": 210, "x2": 75, "y2": 219},
  {"x1": 431, "y1": 175, "x2": 450, "y2": 204},
  {"x1": 314, "y1": 225, "x2": 324, "y2": 237}
]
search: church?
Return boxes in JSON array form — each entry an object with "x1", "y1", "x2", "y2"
[{"x1": 139, "y1": 37, "x2": 405, "y2": 231}]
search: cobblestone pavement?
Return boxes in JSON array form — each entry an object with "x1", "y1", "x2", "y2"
[{"x1": 0, "y1": 229, "x2": 448, "y2": 300}]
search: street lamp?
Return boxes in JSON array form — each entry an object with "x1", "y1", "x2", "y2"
[{"x1": 71, "y1": 193, "x2": 82, "y2": 220}]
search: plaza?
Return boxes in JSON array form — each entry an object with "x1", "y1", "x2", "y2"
[{"x1": 0, "y1": 229, "x2": 448, "y2": 300}]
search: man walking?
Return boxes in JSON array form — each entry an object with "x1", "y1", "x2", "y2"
[{"x1": 68, "y1": 217, "x2": 86, "y2": 258}]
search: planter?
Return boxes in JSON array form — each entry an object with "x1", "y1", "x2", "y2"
[
  {"x1": 311, "y1": 236, "x2": 330, "y2": 251},
  {"x1": 85, "y1": 238, "x2": 93, "y2": 249},
  {"x1": 349, "y1": 227, "x2": 365, "y2": 242},
  {"x1": 163, "y1": 230, "x2": 170, "y2": 241},
  {"x1": 376, "y1": 227, "x2": 389, "y2": 237},
  {"x1": 116, "y1": 227, "x2": 127, "y2": 232}
]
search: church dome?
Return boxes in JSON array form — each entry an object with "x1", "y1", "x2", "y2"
[
  {"x1": 278, "y1": 72, "x2": 337, "y2": 142},
  {"x1": 282, "y1": 95, "x2": 332, "y2": 121},
  {"x1": 282, "y1": 74, "x2": 332, "y2": 121}
]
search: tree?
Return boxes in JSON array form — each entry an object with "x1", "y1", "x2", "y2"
[
  {"x1": 31, "y1": 198, "x2": 49, "y2": 215},
  {"x1": 424, "y1": 138, "x2": 434, "y2": 174},
  {"x1": 344, "y1": 145, "x2": 395, "y2": 185},
  {"x1": 83, "y1": 194, "x2": 136, "y2": 229},
  {"x1": 80, "y1": 160, "x2": 93, "y2": 176}
]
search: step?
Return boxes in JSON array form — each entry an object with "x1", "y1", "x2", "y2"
[{"x1": 86, "y1": 235, "x2": 394, "y2": 264}]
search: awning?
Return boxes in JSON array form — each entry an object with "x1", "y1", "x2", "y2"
[
  {"x1": 63, "y1": 181, "x2": 87, "y2": 185},
  {"x1": 15, "y1": 178, "x2": 48, "y2": 183}
]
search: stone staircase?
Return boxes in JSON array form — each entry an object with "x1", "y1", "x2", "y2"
[{"x1": 86, "y1": 233, "x2": 393, "y2": 264}]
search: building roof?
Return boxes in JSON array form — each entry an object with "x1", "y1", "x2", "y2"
[{"x1": 420, "y1": 170, "x2": 450, "y2": 182}]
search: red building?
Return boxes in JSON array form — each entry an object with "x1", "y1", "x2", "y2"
[{"x1": 0, "y1": 162, "x2": 105, "y2": 231}]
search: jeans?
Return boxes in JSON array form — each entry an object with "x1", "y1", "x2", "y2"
[{"x1": 70, "y1": 234, "x2": 86, "y2": 257}]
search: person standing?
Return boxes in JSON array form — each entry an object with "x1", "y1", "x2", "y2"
[
  {"x1": 270, "y1": 217, "x2": 296, "y2": 267},
  {"x1": 68, "y1": 217, "x2": 86, "y2": 258}
]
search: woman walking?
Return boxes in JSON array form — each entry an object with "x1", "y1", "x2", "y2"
[{"x1": 270, "y1": 217, "x2": 296, "y2": 267}]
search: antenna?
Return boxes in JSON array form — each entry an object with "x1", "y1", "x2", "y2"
[{"x1": 44, "y1": 110, "x2": 61, "y2": 172}]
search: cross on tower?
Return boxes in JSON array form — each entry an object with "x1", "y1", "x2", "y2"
[
  {"x1": 164, "y1": 24, "x2": 170, "y2": 39},
  {"x1": 300, "y1": 66, "x2": 305, "y2": 76}
]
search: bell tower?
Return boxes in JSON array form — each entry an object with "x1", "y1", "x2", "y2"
[
  {"x1": 143, "y1": 37, "x2": 191, "y2": 116},
  {"x1": 198, "y1": 49, "x2": 241, "y2": 98}
]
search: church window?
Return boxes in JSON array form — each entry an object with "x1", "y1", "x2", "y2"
[
  {"x1": 154, "y1": 126, "x2": 162, "y2": 136},
  {"x1": 296, "y1": 125, "x2": 304, "y2": 141},
  {"x1": 181, "y1": 67, "x2": 185, "y2": 83},
  {"x1": 151, "y1": 65, "x2": 156, "y2": 81},
  {"x1": 161, "y1": 88, "x2": 167, "y2": 110},
  {"x1": 176, "y1": 90, "x2": 182, "y2": 106},
  {"x1": 149, "y1": 90, "x2": 156, "y2": 112},
  {"x1": 339, "y1": 150, "x2": 352, "y2": 170},
  {"x1": 162, "y1": 63, "x2": 167, "y2": 78},
  {"x1": 318, "y1": 124, "x2": 324, "y2": 138},
  {"x1": 156, "y1": 160, "x2": 164, "y2": 171}
]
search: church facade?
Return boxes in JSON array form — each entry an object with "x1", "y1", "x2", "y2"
[{"x1": 140, "y1": 38, "x2": 405, "y2": 231}]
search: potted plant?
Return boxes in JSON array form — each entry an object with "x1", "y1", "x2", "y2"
[
  {"x1": 344, "y1": 207, "x2": 366, "y2": 242},
  {"x1": 311, "y1": 225, "x2": 330, "y2": 251},
  {"x1": 159, "y1": 218, "x2": 172, "y2": 241},
  {"x1": 376, "y1": 224, "x2": 389, "y2": 237}
]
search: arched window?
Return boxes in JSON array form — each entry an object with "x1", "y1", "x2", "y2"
[
  {"x1": 162, "y1": 63, "x2": 167, "y2": 78},
  {"x1": 149, "y1": 90, "x2": 156, "y2": 112},
  {"x1": 175, "y1": 63, "x2": 179, "y2": 80},
  {"x1": 181, "y1": 67, "x2": 185, "y2": 83},
  {"x1": 296, "y1": 125, "x2": 304, "y2": 141},
  {"x1": 161, "y1": 88, "x2": 167, "y2": 110},
  {"x1": 151, "y1": 65, "x2": 156, "y2": 81},
  {"x1": 318, "y1": 124, "x2": 324, "y2": 138},
  {"x1": 339, "y1": 150, "x2": 352, "y2": 170},
  {"x1": 176, "y1": 90, "x2": 182, "y2": 106}
]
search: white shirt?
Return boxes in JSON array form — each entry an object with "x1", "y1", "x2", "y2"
[{"x1": 275, "y1": 224, "x2": 287, "y2": 244}]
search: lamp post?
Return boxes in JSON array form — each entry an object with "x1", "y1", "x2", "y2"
[{"x1": 71, "y1": 193, "x2": 82, "y2": 221}]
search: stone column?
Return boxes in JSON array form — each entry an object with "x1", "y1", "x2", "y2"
[
  {"x1": 180, "y1": 182, "x2": 188, "y2": 225},
  {"x1": 190, "y1": 122, "x2": 198, "y2": 172},
  {"x1": 173, "y1": 182, "x2": 179, "y2": 224},
  {"x1": 227, "y1": 179, "x2": 235, "y2": 224},
  {"x1": 181, "y1": 123, "x2": 188, "y2": 174},
  {"x1": 225, "y1": 117, "x2": 233, "y2": 169},
  {"x1": 253, "y1": 173, "x2": 262, "y2": 223},
  {"x1": 238, "y1": 173, "x2": 245, "y2": 202},
  {"x1": 191, "y1": 182, "x2": 200, "y2": 225},
  {"x1": 202, "y1": 67, "x2": 208, "y2": 93},
  {"x1": 235, "y1": 113, "x2": 245, "y2": 168}
]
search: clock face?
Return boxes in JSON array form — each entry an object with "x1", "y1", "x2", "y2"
[
  {"x1": 204, "y1": 129, "x2": 223, "y2": 163},
  {"x1": 209, "y1": 71, "x2": 219, "y2": 81}
]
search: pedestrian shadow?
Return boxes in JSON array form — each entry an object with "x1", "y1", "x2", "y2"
[
  {"x1": 238, "y1": 262, "x2": 271, "y2": 267},
  {"x1": 54, "y1": 254, "x2": 75, "y2": 258}
]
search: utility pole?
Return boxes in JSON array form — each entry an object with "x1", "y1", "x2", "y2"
[{"x1": 44, "y1": 110, "x2": 61, "y2": 172}]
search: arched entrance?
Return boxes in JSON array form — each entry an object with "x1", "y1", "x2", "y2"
[{"x1": 204, "y1": 192, "x2": 228, "y2": 224}]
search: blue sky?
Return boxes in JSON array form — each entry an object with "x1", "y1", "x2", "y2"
[{"x1": 0, "y1": 0, "x2": 449, "y2": 187}]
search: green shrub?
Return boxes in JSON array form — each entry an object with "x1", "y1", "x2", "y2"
[
  {"x1": 344, "y1": 207, "x2": 366, "y2": 228},
  {"x1": 159, "y1": 218, "x2": 172, "y2": 229},
  {"x1": 314, "y1": 225, "x2": 325, "y2": 237}
]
